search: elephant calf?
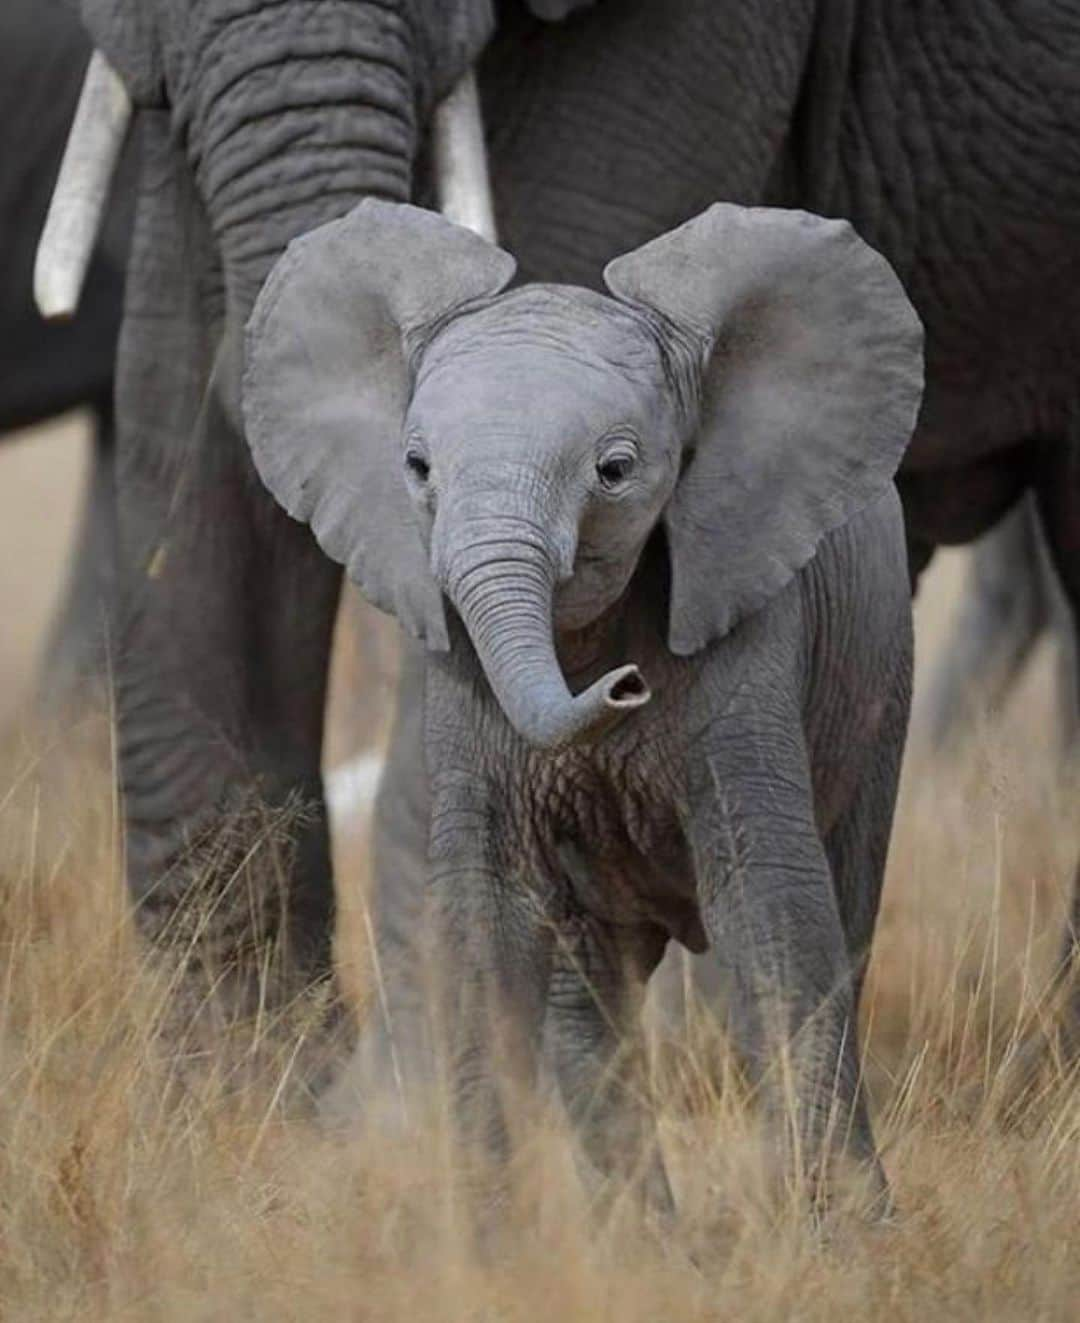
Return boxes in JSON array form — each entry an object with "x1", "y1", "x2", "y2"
[{"x1": 243, "y1": 199, "x2": 923, "y2": 1215}]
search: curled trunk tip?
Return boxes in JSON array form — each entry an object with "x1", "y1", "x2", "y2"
[{"x1": 598, "y1": 664, "x2": 651, "y2": 710}]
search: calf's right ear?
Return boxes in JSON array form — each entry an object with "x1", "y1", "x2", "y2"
[
  {"x1": 605, "y1": 204, "x2": 923, "y2": 655},
  {"x1": 242, "y1": 199, "x2": 516, "y2": 650}
]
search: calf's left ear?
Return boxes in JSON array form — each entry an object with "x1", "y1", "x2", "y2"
[
  {"x1": 242, "y1": 199, "x2": 516, "y2": 650},
  {"x1": 604, "y1": 204, "x2": 924, "y2": 655}
]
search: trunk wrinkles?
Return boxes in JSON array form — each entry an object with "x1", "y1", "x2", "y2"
[{"x1": 173, "y1": 0, "x2": 419, "y2": 310}]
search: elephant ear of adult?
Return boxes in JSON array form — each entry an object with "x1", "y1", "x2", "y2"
[
  {"x1": 604, "y1": 204, "x2": 924, "y2": 656},
  {"x1": 242, "y1": 199, "x2": 517, "y2": 650}
]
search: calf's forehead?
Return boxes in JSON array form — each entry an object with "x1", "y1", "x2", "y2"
[{"x1": 408, "y1": 285, "x2": 670, "y2": 437}]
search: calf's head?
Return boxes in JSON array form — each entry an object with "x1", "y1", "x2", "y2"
[{"x1": 243, "y1": 200, "x2": 923, "y2": 750}]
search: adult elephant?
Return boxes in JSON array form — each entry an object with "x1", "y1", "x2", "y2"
[
  {"x1": 917, "y1": 498, "x2": 1078, "y2": 754},
  {"x1": 1, "y1": 0, "x2": 131, "y2": 700}
]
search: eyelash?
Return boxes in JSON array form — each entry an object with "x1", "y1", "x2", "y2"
[
  {"x1": 596, "y1": 454, "x2": 634, "y2": 487},
  {"x1": 595, "y1": 438, "x2": 639, "y2": 490}
]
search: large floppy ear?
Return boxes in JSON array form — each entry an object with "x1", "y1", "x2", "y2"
[
  {"x1": 243, "y1": 199, "x2": 516, "y2": 650},
  {"x1": 604, "y1": 204, "x2": 923, "y2": 655}
]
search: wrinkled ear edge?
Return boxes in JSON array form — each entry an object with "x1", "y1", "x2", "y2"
[
  {"x1": 242, "y1": 233, "x2": 454, "y2": 652},
  {"x1": 242, "y1": 234, "x2": 327, "y2": 530},
  {"x1": 242, "y1": 209, "x2": 519, "y2": 654},
  {"x1": 602, "y1": 212, "x2": 924, "y2": 656}
]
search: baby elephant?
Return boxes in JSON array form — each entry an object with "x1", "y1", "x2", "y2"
[{"x1": 243, "y1": 199, "x2": 923, "y2": 1216}]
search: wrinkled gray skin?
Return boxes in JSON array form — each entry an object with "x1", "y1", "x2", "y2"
[
  {"x1": 1, "y1": 0, "x2": 131, "y2": 702},
  {"x1": 71, "y1": 0, "x2": 1080, "y2": 1089},
  {"x1": 245, "y1": 199, "x2": 923, "y2": 1210}
]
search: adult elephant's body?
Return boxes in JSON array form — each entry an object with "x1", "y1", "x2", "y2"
[{"x1": 484, "y1": 0, "x2": 1080, "y2": 513}]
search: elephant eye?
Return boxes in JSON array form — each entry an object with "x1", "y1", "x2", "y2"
[
  {"x1": 596, "y1": 450, "x2": 637, "y2": 490},
  {"x1": 404, "y1": 450, "x2": 431, "y2": 484}
]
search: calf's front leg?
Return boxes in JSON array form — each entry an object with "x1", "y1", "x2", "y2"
[
  {"x1": 544, "y1": 902, "x2": 675, "y2": 1222},
  {"x1": 690, "y1": 721, "x2": 887, "y2": 1213}
]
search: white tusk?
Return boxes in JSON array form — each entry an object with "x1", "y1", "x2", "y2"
[
  {"x1": 324, "y1": 751, "x2": 386, "y2": 825},
  {"x1": 34, "y1": 50, "x2": 133, "y2": 321},
  {"x1": 432, "y1": 69, "x2": 497, "y2": 243}
]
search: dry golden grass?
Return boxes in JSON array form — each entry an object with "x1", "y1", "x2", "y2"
[
  {"x1": 0, "y1": 631, "x2": 1078, "y2": 1320},
  {"x1": 2, "y1": 425, "x2": 1079, "y2": 1317},
  {"x1": 0, "y1": 415, "x2": 90, "y2": 728}
]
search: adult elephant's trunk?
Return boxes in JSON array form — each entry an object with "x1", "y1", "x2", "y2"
[
  {"x1": 179, "y1": 0, "x2": 420, "y2": 316},
  {"x1": 441, "y1": 516, "x2": 650, "y2": 751},
  {"x1": 40, "y1": 2, "x2": 494, "y2": 319}
]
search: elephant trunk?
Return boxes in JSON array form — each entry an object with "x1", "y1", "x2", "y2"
[
  {"x1": 181, "y1": 0, "x2": 420, "y2": 315},
  {"x1": 39, "y1": 4, "x2": 494, "y2": 319},
  {"x1": 441, "y1": 517, "x2": 650, "y2": 751}
]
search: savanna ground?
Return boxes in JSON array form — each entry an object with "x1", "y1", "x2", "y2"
[{"x1": 0, "y1": 414, "x2": 1077, "y2": 1320}]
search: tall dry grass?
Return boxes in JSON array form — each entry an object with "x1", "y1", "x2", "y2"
[{"x1": 0, "y1": 560, "x2": 1079, "y2": 1318}]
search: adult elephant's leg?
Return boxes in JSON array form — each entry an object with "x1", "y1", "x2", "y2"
[
  {"x1": 86, "y1": 0, "x2": 504, "y2": 1094},
  {"x1": 119, "y1": 356, "x2": 346, "y2": 1084},
  {"x1": 918, "y1": 496, "x2": 1049, "y2": 751},
  {"x1": 545, "y1": 914, "x2": 675, "y2": 1221},
  {"x1": 114, "y1": 115, "x2": 348, "y2": 1092},
  {"x1": 1033, "y1": 438, "x2": 1080, "y2": 1058},
  {"x1": 38, "y1": 399, "x2": 116, "y2": 710}
]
